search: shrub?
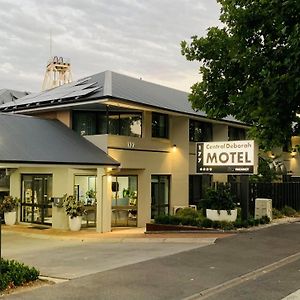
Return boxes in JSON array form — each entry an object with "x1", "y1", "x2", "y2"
[
  {"x1": 154, "y1": 215, "x2": 171, "y2": 225},
  {"x1": 169, "y1": 216, "x2": 181, "y2": 225},
  {"x1": 219, "y1": 221, "x2": 235, "y2": 230},
  {"x1": 180, "y1": 216, "x2": 195, "y2": 226},
  {"x1": 212, "y1": 221, "x2": 221, "y2": 229},
  {"x1": 201, "y1": 218, "x2": 213, "y2": 228},
  {"x1": 200, "y1": 184, "x2": 236, "y2": 214},
  {"x1": 281, "y1": 206, "x2": 297, "y2": 217},
  {"x1": 272, "y1": 208, "x2": 283, "y2": 219},
  {"x1": 259, "y1": 215, "x2": 271, "y2": 224},
  {"x1": 233, "y1": 219, "x2": 243, "y2": 228},
  {"x1": 175, "y1": 207, "x2": 199, "y2": 218},
  {"x1": 0, "y1": 259, "x2": 39, "y2": 291}
]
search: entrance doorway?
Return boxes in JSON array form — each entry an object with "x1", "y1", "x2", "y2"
[
  {"x1": 151, "y1": 175, "x2": 170, "y2": 219},
  {"x1": 21, "y1": 175, "x2": 53, "y2": 225},
  {"x1": 111, "y1": 176, "x2": 137, "y2": 227}
]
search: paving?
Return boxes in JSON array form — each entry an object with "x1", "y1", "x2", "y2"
[
  {"x1": 1, "y1": 219, "x2": 300, "y2": 299},
  {"x1": 2, "y1": 225, "x2": 227, "y2": 280},
  {"x1": 2, "y1": 221, "x2": 300, "y2": 300}
]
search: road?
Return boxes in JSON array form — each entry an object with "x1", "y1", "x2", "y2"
[{"x1": 2, "y1": 222, "x2": 300, "y2": 299}]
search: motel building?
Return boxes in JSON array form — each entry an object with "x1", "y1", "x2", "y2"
[{"x1": 0, "y1": 70, "x2": 298, "y2": 232}]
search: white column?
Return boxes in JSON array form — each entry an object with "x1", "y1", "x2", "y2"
[{"x1": 96, "y1": 168, "x2": 112, "y2": 233}]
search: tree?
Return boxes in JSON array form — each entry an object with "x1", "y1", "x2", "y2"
[{"x1": 181, "y1": 0, "x2": 300, "y2": 150}]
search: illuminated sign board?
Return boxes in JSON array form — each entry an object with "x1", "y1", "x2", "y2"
[{"x1": 196, "y1": 140, "x2": 257, "y2": 174}]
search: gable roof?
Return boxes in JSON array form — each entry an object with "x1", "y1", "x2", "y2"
[
  {"x1": 0, "y1": 71, "x2": 241, "y2": 124},
  {"x1": 0, "y1": 113, "x2": 119, "y2": 166},
  {"x1": 0, "y1": 89, "x2": 30, "y2": 105}
]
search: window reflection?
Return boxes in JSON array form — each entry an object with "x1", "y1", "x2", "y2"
[{"x1": 73, "y1": 110, "x2": 142, "y2": 137}]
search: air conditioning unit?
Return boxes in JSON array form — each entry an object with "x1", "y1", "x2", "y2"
[
  {"x1": 173, "y1": 205, "x2": 197, "y2": 214},
  {"x1": 189, "y1": 205, "x2": 197, "y2": 211}
]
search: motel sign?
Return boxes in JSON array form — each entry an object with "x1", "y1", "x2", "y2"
[{"x1": 196, "y1": 140, "x2": 257, "y2": 174}]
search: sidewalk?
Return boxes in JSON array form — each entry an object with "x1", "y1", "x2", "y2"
[{"x1": 2, "y1": 224, "x2": 233, "y2": 242}]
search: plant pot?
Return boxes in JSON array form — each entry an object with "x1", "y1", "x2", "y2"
[
  {"x1": 206, "y1": 209, "x2": 237, "y2": 222},
  {"x1": 4, "y1": 211, "x2": 17, "y2": 226},
  {"x1": 68, "y1": 216, "x2": 82, "y2": 231}
]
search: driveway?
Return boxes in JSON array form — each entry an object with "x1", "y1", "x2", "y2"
[{"x1": 2, "y1": 228, "x2": 217, "y2": 279}]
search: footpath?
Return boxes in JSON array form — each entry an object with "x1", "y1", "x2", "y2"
[{"x1": 1, "y1": 218, "x2": 300, "y2": 299}]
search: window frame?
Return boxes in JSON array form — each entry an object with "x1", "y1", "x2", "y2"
[
  {"x1": 151, "y1": 112, "x2": 169, "y2": 139},
  {"x1": 189, "y1": 119, "x2": 213, "y2": 142}
]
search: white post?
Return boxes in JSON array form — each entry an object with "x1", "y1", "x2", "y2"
[{"x1": 96, "y1": 168, "x2": 112, "y2": 233}]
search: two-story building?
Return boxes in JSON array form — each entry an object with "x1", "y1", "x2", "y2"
[{"x1": 0, "y1": 70, "x2": 248, "y2": 231}]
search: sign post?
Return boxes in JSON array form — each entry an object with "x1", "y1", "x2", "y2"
[{"x1": 196, "y1": 140, "x2": 258, "y2": 221}]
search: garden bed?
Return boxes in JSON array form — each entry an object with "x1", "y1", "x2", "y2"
[{"x1": 146, "y1": 223, "x2": 215, "y2": 232}]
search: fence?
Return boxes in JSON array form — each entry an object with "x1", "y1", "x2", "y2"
[
  {"x1": 229, "y1": 182, "x2": 300, "y2": 213},
  {"x1": 250, "y1": 182, "x2": 300, "y2": 211}
]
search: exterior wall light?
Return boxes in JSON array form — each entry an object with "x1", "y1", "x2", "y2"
[
  {"x1": 291, "y1": 149, "x2": 297, "y2": 157},
  {"x1": 172, "y1": 144, "x2": 177, "y2": 152}
]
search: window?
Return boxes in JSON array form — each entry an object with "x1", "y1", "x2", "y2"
[
  {"x1": 228, "y1": 126, "x2": 246, "y2": 141},
  {"x1": 152, "y1": 113, "x2": 169, "y2": 138},
  {"x1": 72, "y1": 110, "x2": 142, "y2": 137},
  {"x1": 189, "y1": 120, "x2": 213, "y2": 142},
  {"x1": 151, "y1": 175, "x2": 170, "y2": 218},
  {"x1": 189, "y1": 175, "x2": 212, "y2": 206},
  {"x1": 73, "y1": 111, "x2": 97, "y2": 136}
]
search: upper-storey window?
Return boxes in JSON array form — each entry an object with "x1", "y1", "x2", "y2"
[
  {"x1": 152, "y1": 113, "x2": 169, "y2": 138},
  {"x1": 72, "y1": 110, "x2": 142, "y2": 137},
  {"x1": 189, "y1": 120, "x2": 213, "y2": 142},
  {"x1": 228, "y1": 126, "x2": 246, "y2": 141}
]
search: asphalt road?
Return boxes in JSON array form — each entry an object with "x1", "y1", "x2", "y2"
[{"x1": 2, "y1": 222, "x2": 300, "y2": 300}]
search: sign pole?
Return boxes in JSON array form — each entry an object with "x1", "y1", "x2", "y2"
[{"x1": 240, "y1": 175, "x2": 249, "y2": 221}]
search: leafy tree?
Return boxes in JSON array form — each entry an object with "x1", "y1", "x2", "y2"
[{"x1": 181, "y1": 0, "x2": 300, "y2": 150}]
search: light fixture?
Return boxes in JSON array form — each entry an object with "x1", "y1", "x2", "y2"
[
  {"x1": 172, "y1": 144, "x2": 177, "y2": 152},
  {"x1": 270, "y1": 153, "x2": 275, "y2": 159},
  {"x1": 106, "y1": 167, "x2": 113, "y2": 172},
  {"x1": 291, "y1": 148, "x2": 297, "y2": 157}
]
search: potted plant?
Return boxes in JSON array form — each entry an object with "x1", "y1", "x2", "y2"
[
  {"x1": 63, "y1": 194, "x2": 86, "y2": 231},
  {"x1": 200, "y1": 185, "x2": 237, "y2": 222},
  {"x1": 0, "y1": 196, "x2": 19, "y2": 225},
  {"x1": 85, "y1": 189, "x2": 96, "y2": 205}
]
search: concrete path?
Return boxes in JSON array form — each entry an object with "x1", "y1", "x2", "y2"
[
  {"x1": 2, "y1": 222, "x2": 299, "y2": 300},
  {"x1": 2, "y1": 226, "x2": 220, "y2": 279}
]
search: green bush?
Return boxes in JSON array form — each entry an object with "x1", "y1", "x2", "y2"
[
  {"x1": 0, "y1": 259, "x2": 39, "y2": 291},
  {"x1": 212, "y1": 221, "x2": 221, "y2": 229},
  {"x1": 175, "y1": 207, "x2": 199, "y2": 218},
  {"x1": 201, "y1": 218, "x2": 213, "y2": 228},
  {"x1": 200, "y1": 184, "x2": 236, "y2": 213},
  {"x1": 272, "y1": 208, "x2": 284, "y2": 219},
  {"x1": 259, "y1": 215, "x2": 271, "y2": 224},
  {"x1": 281, "y1": 206, "x2": 297, "y2": 217},
  {"x1": 219, "y1": 221, "x2": 235, "y2": 230}
]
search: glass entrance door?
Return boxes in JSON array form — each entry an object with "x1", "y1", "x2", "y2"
[
  {"x1": 21, "y1": 175, "x2": 53, "y2": 225},
  {"x1": 151, "y1": 175, "x2": 170, "y2": 219},
  {"x1": 111, "y1": 176, "x2": 138, "y2": 227}
]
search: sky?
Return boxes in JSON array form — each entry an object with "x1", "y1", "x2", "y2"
[{"x1": 0, "y1": 0, "x2": 221, "y2": 93}]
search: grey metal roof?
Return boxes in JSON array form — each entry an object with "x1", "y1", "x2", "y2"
[
  {"x1": 0, "y1": 71, "x2": 241, "y2": 124},
  {"x1": 0, "y1": 113, "x2": 119, "y2": 166},
  {"x1": 0, "y1": 89, "x2": 30, "y2": 105}
]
